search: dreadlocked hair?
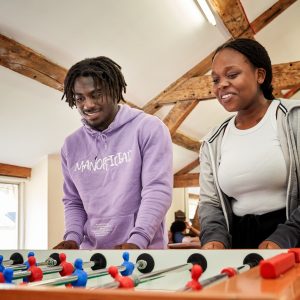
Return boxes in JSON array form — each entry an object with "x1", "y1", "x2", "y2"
[
  {"x1": 62, "y1": 56, "x2": 127, "y2": 108},
  {"x1": 213, "y1": 38, "x2": 275, "y2": 100}
]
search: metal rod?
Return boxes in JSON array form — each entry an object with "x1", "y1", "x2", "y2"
[
  {"x1": 4, "y1": 264, "x2": 27, "y2": 271},
  {"x1": 98, "y1": 263, "x2": 193, "y2": 289},
  {"x1": 3, "y1": 259, "x2": 14, "y2": 266},
  {"x1": 178, "y1": 264, "x2": 252, "y2": 291},
  {"x1": 13, "y1": 266, "x2": 63, "y2": 280},
  {"x1": 4, "y1": 256, "x2": 58, "y2": 270},
  {"x1": 82, "y1": 261, "x2": 95, "y2": 268},
  {"x1": 28, "y1": 265, "x2": 126, "y2": 287}
]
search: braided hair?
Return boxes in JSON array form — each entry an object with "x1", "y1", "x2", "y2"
[
  {"x1": 213, "y1": 38, "x2": 275, "y2": 100},
  {"x1": 62, "y1": 56, "x2": 127, "y2": 108}
]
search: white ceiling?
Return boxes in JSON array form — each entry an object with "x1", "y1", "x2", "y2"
[{"x1": 0, "y1": 0, "x2": 300, "y2": 173}]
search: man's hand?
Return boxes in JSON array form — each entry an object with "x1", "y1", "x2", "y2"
[
  {"x1": 114, "y1": 243, "x2": 140, "y2": 249},
  {"x1": 258, "y1": 241, "x2": 281, "y2": 249},
  {"x1": 53, "y1": 240, "x2": 79, "y2": 249},
  {"x1": 201, "y1": 241, "x2": 225, "y2": 249}
]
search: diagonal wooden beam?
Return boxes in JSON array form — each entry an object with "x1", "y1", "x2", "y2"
[
  {"x1": 0, "y1": 163, "x2": 31, "y2": 178},
  {"x1": 172, "y1": 131, "x2": 201, "y2": 153},
  {"x1": 156, "y1": 61, "x2": 300, "y2": 105},
  {"x1": 0, "y1": 33, "x2": 66, "y2": 91},
  {"x1": 175, "y1": 159, "x2": 200, "y2": 176},
  {"x1": 163, "y1": 100, "x2": 199, "y2": 136},
  {"x1": 0, "y1": 33, "x2": 138, "y2": 109},
  {"x1": 174, "y1": 173, "x2": 199, "y2": 188},
  {"x1": 272, "y1": 61, "x2": 300, "y2": 90},
  {"x1": 282, "y1": 83, "x2": 300, "y2": 98},
  {"x1": 251, "y1": 0, "x2": 296, "y2": 34},
  {"x1": 159, "y1": 75, "x2": 213, "y2": 104},
  {"x1": 208, "y1": 0, "x2": 253, "y2": 38},
  {"x1": 142, "y1": 53, "x2": 214, "y2": 115}
]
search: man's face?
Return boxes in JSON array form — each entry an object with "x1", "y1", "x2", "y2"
[{"x1": 73, "y1": 76, "x2": 119, "y2": 131}]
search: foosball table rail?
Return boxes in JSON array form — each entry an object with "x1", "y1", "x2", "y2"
[{"x1": 1, "y1": 249, "x2": 300, "y2": 300}]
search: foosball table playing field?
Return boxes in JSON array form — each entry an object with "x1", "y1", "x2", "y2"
[{"x1": 0, "y1": 249, "x2": 300, "y2": 300}]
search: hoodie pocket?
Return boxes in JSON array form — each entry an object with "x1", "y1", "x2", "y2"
[{"x1": 82, "y1": 213, "x2": 135, "y2": 249}]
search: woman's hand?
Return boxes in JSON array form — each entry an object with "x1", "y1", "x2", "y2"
[{"x1": 258, "y1": 241, "x2": 281, "y2": 249}]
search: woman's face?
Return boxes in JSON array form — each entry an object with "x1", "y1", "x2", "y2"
[{"x1": 211, "y1": 48, "x2": 265, "y2": 112}]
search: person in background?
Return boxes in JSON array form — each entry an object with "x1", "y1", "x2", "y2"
[
  {"x1": 199, "y1": 38, "x2": 300, "y2": 249},
  {"x1": 53, "y1": 56, "x2": 173, "y2": 250},
  {"x1": 170, "y1": 220, "x2": 200, "y2": 244}
]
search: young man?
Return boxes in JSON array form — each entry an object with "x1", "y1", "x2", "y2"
[{"x1": 53, "y1": 56, "x2": 173, "y2": 250}]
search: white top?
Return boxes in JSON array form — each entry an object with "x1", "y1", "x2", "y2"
[{"x1": 218, "y1": 100, "x2": 287, "y2": 216}]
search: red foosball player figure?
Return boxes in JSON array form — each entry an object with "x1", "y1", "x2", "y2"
[
  {"x1": 23, "y1": 256, "x2": 43, "y2": 283},
  {"x1": 59, "y1": 253, "x2": 74, "y2": 287},
  {"x1": 185, "y1": 264, "x2": 203, "y2": 291},
  {"x1": 108, "y1": 266, "x2": 135, "y2": 288}
]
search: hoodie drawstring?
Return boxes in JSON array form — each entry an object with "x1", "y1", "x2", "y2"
[{"x1": 94, "y1": 133, "x2": 107, "y2": 160}]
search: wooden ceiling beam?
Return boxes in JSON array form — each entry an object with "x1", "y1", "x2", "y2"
[
  {"x1": 208, "y1": 0, "x2": 253, "y2": 38},
  {"x1": 282, "y1": 83, "x2": 300, "y2": 98},
  {"x1": 157, "y1": 61, "x2": 300, "y2": 105},
  {"x1": 163, "y1": 100, "x2": 199, "y2": 136},
  {"x1": 251, "y1": 0, "x2": 296, "y2": 34},
  {"x1": 0, "y1": 163, "x2": 31, "y2": 178},
  {"x1": 0, "y1": 33, "x2": 138, "y2": 109},
  {"x1": 272, "y1": 61, "x2": 300, "y2": 90},
  {"x1": 172, "y1": 132, "x2": 201, "y2": 153},
  {"x1": 0, "y1": 34, "x2": 66, "y2": 91},
  {"x1": 158, "y1": 75, "x2": 212, "y2": 104},
  {"x1": 142, "y1": 53, "x2": 214, "y2": 115},
  {"x1": 174, "y1": 173, "x2": 199, "y2": 188},
  {"x1": 175, "y1": 159, "x2": 200, "y2": 176}
]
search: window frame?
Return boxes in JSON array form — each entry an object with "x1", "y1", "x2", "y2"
[{"x1": 0, "y1": 176, "x2": 26, "y2": 249}]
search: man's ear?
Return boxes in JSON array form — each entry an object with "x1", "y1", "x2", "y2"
[{"x1": 257, "y1": 68, "x2": 266, "y2": 84}]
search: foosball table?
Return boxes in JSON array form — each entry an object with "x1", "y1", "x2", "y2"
[{"x1": 0, "y1": 249, "x2": 299, "y2": 300}]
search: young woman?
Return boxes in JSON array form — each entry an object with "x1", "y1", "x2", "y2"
[{"x1": 199, "y1": 38, "x2": 300, "y2": 249}]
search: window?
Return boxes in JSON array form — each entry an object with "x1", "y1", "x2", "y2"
[
  {"x1": 186, "y1": 187, "x2": 200, "y2": 222},
  {"x1": 0, "y1": 179, "x2": 24, "y2": 249}
]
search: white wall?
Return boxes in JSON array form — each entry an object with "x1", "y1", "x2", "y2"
[
  {"x1": 24, "y1": 154, "x2": 65, "y2": 249},
  {"x1": 47, "y1": 154, "x2": 64, "y2": 248},
  {"x1": 24, "y1": 157, "x2": 48, "y2": 249},
  {"x1": 165, "y1": 188, "x2": 186, "y2": 231}
]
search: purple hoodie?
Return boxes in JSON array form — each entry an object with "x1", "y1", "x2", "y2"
[{"x1": 61, "y1": 104, "x2": 173, "y2": 249}]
